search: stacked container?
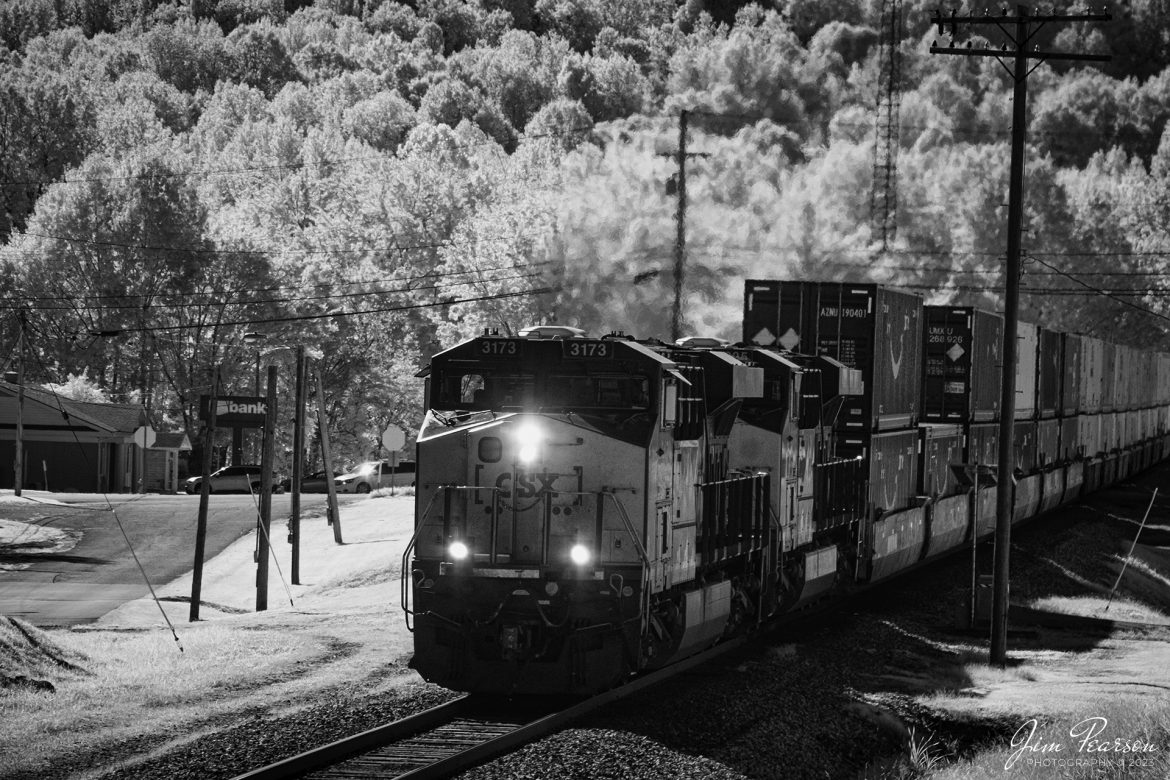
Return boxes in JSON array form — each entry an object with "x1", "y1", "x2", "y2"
[
  {"x1": 744, "y1": 280, "x2": 926, "y2": 580},
  {"x1": 1036, "y1": 328, "x2": 1062, "y2": 419},
  {"x1": 1015, "y1": 322, "x2": 1039, "y2": 421},
  {"x1": 921, "y1": 307, "x2": 1003, "y2": 423}
]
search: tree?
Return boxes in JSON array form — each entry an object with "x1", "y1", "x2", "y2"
[
  {"x1": 342, "y1": 90, "x2": 416, "y2": 152},
  {"x1": 43, "y1": 370, "x2": 111, "y2": 402},
  {"x1": 227, "y1": 22, "x2": 302, "y2": 98}
]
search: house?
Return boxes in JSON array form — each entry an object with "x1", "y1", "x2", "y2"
[{"x1": 0, "y1": 381, "x2": 185, "y2": 493}]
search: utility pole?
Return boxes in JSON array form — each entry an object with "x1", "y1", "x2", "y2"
[
  {"x1": 671, "y1": 109, "x2": 688, "y2": 343},
  {"x1": 256, "y1": 364, "x2": 277, "y2": 612},
  {"x1": 662, "y1": 110, "x2": 709, "y2": 343},
  {"x1": 13, "y1": 310, "x2": 25, "y2": 497},
  {"x1": 930, "y1": 5, "x2": 1110, "y2": 666},
  {"x1": 290, "y1": 345, "x2": 306, "y2": 585},
  {"x1": 190, "y1": 366, "x2": 218, "y2": 622},
  {"x1": 871, "y1": 0, "x2": 902, "y2": 251}
]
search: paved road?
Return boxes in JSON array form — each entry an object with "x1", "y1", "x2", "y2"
[{"x1": 0, "y1": 492, "x2": 356, "y2": 626}]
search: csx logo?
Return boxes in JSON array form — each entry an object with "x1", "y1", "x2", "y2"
[{"x1": 473, "y1": 465, "x2": 584, "y2": 502}]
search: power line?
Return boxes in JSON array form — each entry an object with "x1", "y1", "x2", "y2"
[
  {"x1": 103, "y1": 286, "x2": 559, "y2": 334},
  {"x1": 0, "y1": 266, "x2": 550, "y2": 312},
  {"x1": 1025, "y1": 254, "x2": 1170, "y2": 324}
]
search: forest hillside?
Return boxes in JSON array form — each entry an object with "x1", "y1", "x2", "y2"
[{"x1": 1, "y1": 0, "x2": 1168, "y2": 464}]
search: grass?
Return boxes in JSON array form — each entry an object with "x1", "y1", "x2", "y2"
[
  {"x1": 927, "y1": 699, "x2": 1170, "y2": 779},
  {"x1": 0, "y1": 617, "x2": 348, "y2": 769},
  {"x1": 0, "y1": 496, "x2": 421, "y2": 779},
  {"x1": 1029, "y1": 595, "x2": 1170, "y2": 625}
]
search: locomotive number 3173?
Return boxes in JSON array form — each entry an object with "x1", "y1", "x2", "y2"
[
  {"x1": 480, "y1": 340, "x2": 520, "y2": 355},
  {"x1": 565, "y1": 341, "x2": 610, "y2": 358}
]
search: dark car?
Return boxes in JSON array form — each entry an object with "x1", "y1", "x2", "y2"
[
  {"x1": 185, "y1": 465, "x2": 285, "y2": 495},
  {"x1": 278, "y1": 469, "x2": 334, "y2": 494}
]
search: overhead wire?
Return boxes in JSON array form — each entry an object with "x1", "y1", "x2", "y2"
[
  {"x1": 95, "y1": 285, "x2": 560, "y2": 334},
  {"x1": 1024, "y1": 254, "x2": 1170, "y2": 324},
  {"x1": 0, "y1": 267, "x2": 551, "y2": 313}
]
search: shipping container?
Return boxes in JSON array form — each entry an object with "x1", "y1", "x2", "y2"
[
  {"x1": 743, "y1": 280, "x2": 923, "y2": 430},
  {"x1": 1160, "y1": 356, "x2": 1170, "y2": 405},
  {"x1": 1079, "y1": 336, "x2": 1104, "y2": 414},
  {"x1": 1040, "y1": 469, "x2": 1063, "y2": 513},
  {"x1": 1061, "y1": 333, "x2": 1081, "y2": 416},
  {"x1": 1102, "y1": 412, "x2": 1119, "y2": 451},
  {"x1": 868, "y1": 507, "x2": 925, "y2": 581},
  {"x1": 1084, "y1": 458, "x2": 1103, "y2": 493},
  {"x1": 1101, "y1": 341, "x2": 1117, "y2": 412},
  {"x1": 921, "y1": 307, "x2": 1002, "y2": 423},
  {"x1": 1103, "y1": 453, "x2": 1118, "y2": 484},
  {"x1": 1058, "y1": 416, "x2": 1079, "y2": 462},
  {"x1": 1037, "y1": 418, "x2": 1060, "y2": 467},
  {"x1": 1036, "y1": 328, "x2": 1062, "y2": 418},
  {"x1": 1079, "y1": 414, "x2": 1102, "y2": 458},
  {"x1": 837, "y1": 429, "x2": 920, "y2": 516},
  {"x1": 1015, "y1": 322, "x2": 1038, "y2": 420},
  {"x1": 926, "y1": 494, "x2": 968, "y2": 557},
  {"x1": 966, "y1": 421, "x2": 999, "y2": 469},
  {"x1": 973, "y1": 485, "x2": 996, "y2": 537},
  {"x1": 1063, "y1": 461, "x2": 1084, "y2": 503},
  {"x1": 1013, "y1": 474, "x2": 1042, "y2": 523},
  {"x1": 918, "y1": 424, "x2": 965, "y2": 498},
  {"x1": 1014, "y1": 419, "x2": 1037, "y2": 474}
]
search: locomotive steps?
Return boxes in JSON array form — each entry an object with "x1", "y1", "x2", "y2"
[{"x1": 1, "y1": 471, "x2": 1168, "y2": 779}]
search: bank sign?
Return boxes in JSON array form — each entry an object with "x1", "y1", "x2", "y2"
[{"x1": 199, "y1": 395, "x2": 268, "y2": 425}]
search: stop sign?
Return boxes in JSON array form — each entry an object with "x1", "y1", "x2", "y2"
[
  {"x1": 381, "y1": 424, "x2": 405, "y2": 452},
  {"x1": 132, "y1": 426, "x2": 156, "y2": 448}
]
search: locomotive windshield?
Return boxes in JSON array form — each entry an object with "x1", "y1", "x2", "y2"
[{"x1": 435, "y1": 368, "x2": 651, "y2": 412}]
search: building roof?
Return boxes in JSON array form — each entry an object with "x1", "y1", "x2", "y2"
[
  {"x1": 0, "y1": 381, "x2": 148, "y2": 434},
  {"x1": 154, "y1": 432, "x2": 192, "y2": 450}
]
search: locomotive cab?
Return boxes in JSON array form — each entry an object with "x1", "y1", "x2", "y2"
[{"x1": 406, "y1": 330, "x2": 683, "y2": 694}]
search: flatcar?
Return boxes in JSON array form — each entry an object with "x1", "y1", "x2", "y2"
[{"x1": 400, "y1": 281, "x2": 1170, "y2": 696}]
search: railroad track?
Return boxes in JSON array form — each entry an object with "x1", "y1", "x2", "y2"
[{"x1": 232, "y1": 635, "x2": 751, "y2": 780}]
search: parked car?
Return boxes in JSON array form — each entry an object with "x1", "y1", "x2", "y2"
[
  {"x1": 278, "y1": 469, "x2": 334, "y2": 494},
  {"x1": 334, "y1": 460, "x2": 416, "y2": 493},
  {"x1": 185, "y1": 465, "x2": 285, "y2": 495}
]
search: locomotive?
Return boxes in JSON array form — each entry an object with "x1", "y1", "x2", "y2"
[{"x1": 401, "y1": 280, "x2": 1170, "y2": 696}]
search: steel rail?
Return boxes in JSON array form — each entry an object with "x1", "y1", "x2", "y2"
[
  {"x1": 230, "y1": 696, "x2": 470, "y2": 780},
  {"x1": 231, "y1": 634, "x2": 754, "y2": 780}
]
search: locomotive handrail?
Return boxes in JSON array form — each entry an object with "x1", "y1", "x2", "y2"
[
  {"x1": 400, "y1": 485, "x2": 503, "y2": 631},
  {"x1": 400, "y1": 490, "x2": 440, "y2": 632}
]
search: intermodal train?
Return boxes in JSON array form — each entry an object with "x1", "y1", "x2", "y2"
[{"x1": 401, "y1": 279, "x2": 1170, "y2": 695}]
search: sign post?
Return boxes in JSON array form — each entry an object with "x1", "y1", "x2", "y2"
[
  {"x1": 381, "y1": 424, "x2": 405, "y2": 495},
  {"x1": 132, "y1": 425, "x2": 156, "y2": 494}
]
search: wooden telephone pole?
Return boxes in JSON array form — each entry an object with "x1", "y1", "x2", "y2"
[
  {"x1": 13, "y1": 310, "x2": 26, "y2": 497},
  {"x1": 662, "y1": 110, "x2": 709, "y2": 342},
  {"x1": 930, "y1": 5, "x2": 1110, "y2": 665}
]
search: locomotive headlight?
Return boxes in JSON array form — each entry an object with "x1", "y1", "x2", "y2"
[
  {"x1": 448, "y1": 541, "x2": 469, "y2": 561},
  {"x1": 569, "y1": 543, "x2": 591, "y2": 566},
  {"x1": 515, "y1": 421, "x2": 544, "y2": 463}
]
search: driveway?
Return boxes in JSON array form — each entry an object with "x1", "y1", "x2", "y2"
[{"x1": 0, "y1": 492, "x2": 356, "y2": 626}]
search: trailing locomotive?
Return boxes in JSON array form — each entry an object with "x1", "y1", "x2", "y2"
[{"x1": 402, "y1": 281, "x2": 1170, "y2": 696}]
